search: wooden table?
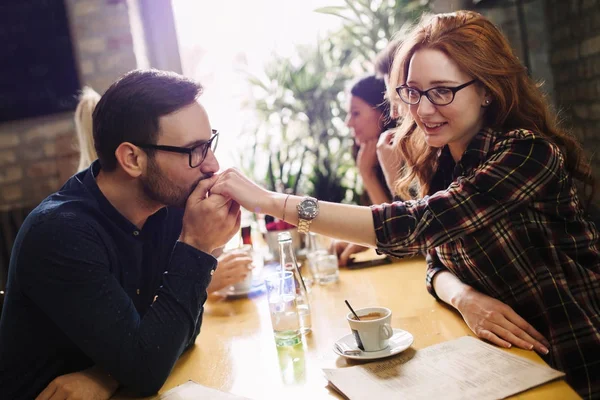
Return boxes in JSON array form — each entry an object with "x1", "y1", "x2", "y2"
[{"x1": 153, "y1": 257, "x2": 579, "y2": 399}]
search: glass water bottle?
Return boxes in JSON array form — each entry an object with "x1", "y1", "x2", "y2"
[{"x1": 278, "y1": 231, "x2": 312, "y2": 333}]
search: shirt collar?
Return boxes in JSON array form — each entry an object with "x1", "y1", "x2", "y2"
[
  {"x1": 460, "y1": 127, "x2": 499, "y2": 168},
  {"x1": 438, "y1": 145, "x2": 454, "y2": 169},
  {"x1": 438, "y1": 127, "x2": 499, "y2": 171}
]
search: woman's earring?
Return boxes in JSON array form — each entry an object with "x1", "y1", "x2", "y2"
[{"x1": 484, "y1": 99, "x2": 491, "y2": 106}]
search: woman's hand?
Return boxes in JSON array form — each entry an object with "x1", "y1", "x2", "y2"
[
  {"x1": 454, "y1": 286, "x2": 550, "y2": 354},
  {"x1": 330, "y1": 240, "x2": 369, "y2": 267},
  {"x1": 208, "y1": 250, "x2": 253, "y2": 293},
  {"x1": 356, "y1": 140, "x2": 379, "y2": 180},
  {"x1": 376, "y1": 130, "x2": 402, "y2": 194},
  {"x1": 357, "y1": 139, "x2": 393, "y2": 204},
  {"x1": 211, "y1": 168, "x2": 273, "y2": 214}
]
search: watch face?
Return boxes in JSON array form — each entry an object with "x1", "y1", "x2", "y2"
[{"x1": 299, "y1": 198, "x2": 319, "y2": 219}]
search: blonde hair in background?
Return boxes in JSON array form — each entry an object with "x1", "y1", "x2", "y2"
[{"x1": 75, "y1": 87, "x2": 101, "y2": 172}]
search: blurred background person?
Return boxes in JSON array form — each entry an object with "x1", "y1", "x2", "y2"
[
  {"x1": 334, "y1": 39, "x2": 407, "y2": 265},
  {"x1": 74, "y1": 87, "x2": 101, "y2": 172},
  {"x1": 347, "y1": 75, "x2": 395, "y2": 205},
  {"x1": 334, "y1": 74, "x2": 398, "y2": 266},
  {"x1": 373, "y1": 38, "x2": 406, "y2": 200}
]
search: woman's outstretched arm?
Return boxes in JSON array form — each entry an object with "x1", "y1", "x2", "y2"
[{"x1": 211, "y1": 168, "x2": 377, "y2": 247}]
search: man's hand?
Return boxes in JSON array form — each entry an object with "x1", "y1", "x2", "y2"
[
  {"x1": 180, "y1": 175, "x2": 241, "y2": 254},
  {"x1": 454, "y1": 286, "x2": 551, "y2": 354},
  {"x1": 208, "y1": 250, "x2": 253, "y2": 293},
  {"x1": 330, "y1": 240, "x2": 369, "y2": 267},
  {"x1": 36, "y1": 366, "x2": 118, "y2": 400}
]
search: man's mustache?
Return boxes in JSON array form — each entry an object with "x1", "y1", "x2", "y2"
[{"x1": 199, "y1": 172, "x2": 214, "y2": 181}]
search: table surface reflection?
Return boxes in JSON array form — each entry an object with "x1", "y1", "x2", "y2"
[{"x1": 150, "y1": 256, "x2": 579, "y2": 399}]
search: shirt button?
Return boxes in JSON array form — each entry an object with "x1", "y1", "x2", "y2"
[{"x1": 133, "y1": 231, "x2": 140, "y2": 236}]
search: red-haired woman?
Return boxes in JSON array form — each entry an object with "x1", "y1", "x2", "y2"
[{"x1": 212, "y1": 11, "x2": 599, "y2": 398}]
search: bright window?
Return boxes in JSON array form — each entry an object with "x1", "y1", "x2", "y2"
[{"x1": 171, "y1": 0, "x2": 342, "y2": 169}]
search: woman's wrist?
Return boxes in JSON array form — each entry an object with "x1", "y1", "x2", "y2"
[
  {"x1": 450, "y1": 283, "x2": 473, "y2": 310},
  {"x1": 359, "y1": 167, "x2": 378, "y2": 181},
  {"x1": 268, "y1": 192, "x2": 298, "y2": 222},
  {"x1": 432, "y1": 270, "x2": 472, "y2": 310}
]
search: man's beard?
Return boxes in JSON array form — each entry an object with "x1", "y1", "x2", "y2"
[{"x1": 140, "y1": 157, "x2": 208, "y2": 209}]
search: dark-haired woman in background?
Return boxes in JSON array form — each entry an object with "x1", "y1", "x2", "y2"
[{"x1": 334, "y1": 75, "x2": 399, "y2": 265}]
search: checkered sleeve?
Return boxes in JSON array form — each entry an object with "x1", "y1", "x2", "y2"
[
  {"x1": 425, "y1": 249, "x2": 448, "y2": 301},
  {"x1": 371, "y1": 130, "x2": 564, "y2": 256}
]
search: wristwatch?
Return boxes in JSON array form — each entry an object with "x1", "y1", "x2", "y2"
[{"x1": 297, "y1": 196, "x2": 319, "y2": 234}]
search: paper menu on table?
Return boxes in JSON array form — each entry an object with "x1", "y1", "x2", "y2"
[
  {"x1": 155, "y1": 380, "x2": 252, "y2": 400},
  {"x1": 323, "y1": 336, "x2": 565, "y2": 400}
]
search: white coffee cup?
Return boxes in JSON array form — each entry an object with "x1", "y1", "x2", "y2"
[
  {"x1": 346, "y1": 307, "x2": 393, "y2": 352},
  {"x1": 225, "y1": 244, "x2": 254, "y2": 292}
]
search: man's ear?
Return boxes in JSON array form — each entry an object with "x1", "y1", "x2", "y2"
[{"x1": 115, "y1": 142, "x2": 144, "y2": 178}]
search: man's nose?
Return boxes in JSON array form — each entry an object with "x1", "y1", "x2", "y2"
[{"x1": 200, "y1": 149, "x2": 219, "y2": 174}]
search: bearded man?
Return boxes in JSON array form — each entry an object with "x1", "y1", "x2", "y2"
[{"x1": 0, "y1": 69, "x2": 239, "y2": 399}]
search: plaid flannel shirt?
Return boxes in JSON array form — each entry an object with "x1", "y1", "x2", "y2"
[{"x1": 371, "y1": 128, "x2": 600, "y2": 399}]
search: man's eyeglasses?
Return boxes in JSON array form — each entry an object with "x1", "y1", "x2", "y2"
[
  {"x1": 396, "y1": 79, "x2": 477, "y2": 106},
  {"x1": 134, "y1": 130, "x2": 219, "y2": 168}
]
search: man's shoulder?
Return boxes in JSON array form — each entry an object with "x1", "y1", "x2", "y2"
[
  {"x1": 19, "y1": 189, "x2": 103, "y2": 246},
  {"x1": 11, "y1": 191, "x2": 109, "y2": 282},
  {"x1": 32, "y1": 189, "x2": 98, "y2": 222}
]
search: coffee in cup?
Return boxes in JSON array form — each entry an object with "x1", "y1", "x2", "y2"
[
  {"x1": 346, "y1": 307, "x2": 393, "y2": 352},
  {"x1": 351, "y1": 312, "x2": 384, "y2": 321}
]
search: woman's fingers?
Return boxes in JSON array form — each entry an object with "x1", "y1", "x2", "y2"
[
  {"x1": 503, "y1": 307, "x2": 551, "y2": 349},
  {"x1": 487, "y1": 323, "x2": 538, "y2": 350},
  {"x1": 477, "y1": 328, "x2": 512, "y2": 349},
  {"x1": 458, "y1": 288, "x2": 551, "y2": 355},
  {"x1": 377, "y1": 129, "x2": 395, "y2": 148},
  {"x1": 339, "y1": 245, "x2": 357, "y2": 266},
  {"x1": 485, "y1": 310, "x2": 550, "y2": 354},
  {"x1": 330, "y1": 241, "x2": 347, "y2": 257}
]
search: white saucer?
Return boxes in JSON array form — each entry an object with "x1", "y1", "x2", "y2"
[
  {"x1": 333, "y1": 328, "x2": 414, "y2": 360},
  {"x1": 219, "y1": 280, "x2": 265, "y2": 297}
]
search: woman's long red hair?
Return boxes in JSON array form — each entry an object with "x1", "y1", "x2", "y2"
[{"x1": 387, "y1": 11, "x2": 594, "y2": 205}]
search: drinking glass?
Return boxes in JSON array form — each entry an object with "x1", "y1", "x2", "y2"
[
  {"x1": 312, "y1": 252, "x2": 339, "y2": 284},
  {"x1": 306, "y1": 233, "x2": 340, "y2": 284}
]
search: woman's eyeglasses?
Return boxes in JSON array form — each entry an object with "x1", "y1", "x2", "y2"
[
  {"x1": 134, "y1": 130, "x2": 219, "y2": 168},
  {"x1": 395, "y1": 80, "x2": 477, "y2": 106}
]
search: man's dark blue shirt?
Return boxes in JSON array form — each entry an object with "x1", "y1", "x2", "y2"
[{"x1": 0, "y1": 161, "x2": 216, "y2": 399}]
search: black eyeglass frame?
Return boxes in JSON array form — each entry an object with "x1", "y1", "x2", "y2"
[
  {"x1": 395, "y1": 79, "x2": 478, "y2": 106},
  {"x1": 134, "y1": 130, "x2": 219, "y2": 168}
]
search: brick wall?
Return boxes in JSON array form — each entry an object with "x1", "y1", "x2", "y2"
[
  {"x1": 483, "y1": 0, "x2": 555, "y2": 101},
  {"x1": 546, "y1": 0, "x2": 600, "y2": 180},
  {"x1": 431, "y1": 0, "x2": 555, "y2": 100},
  {"x1": 0, "y1": 0, "x2": 140, "y2": 211}
]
